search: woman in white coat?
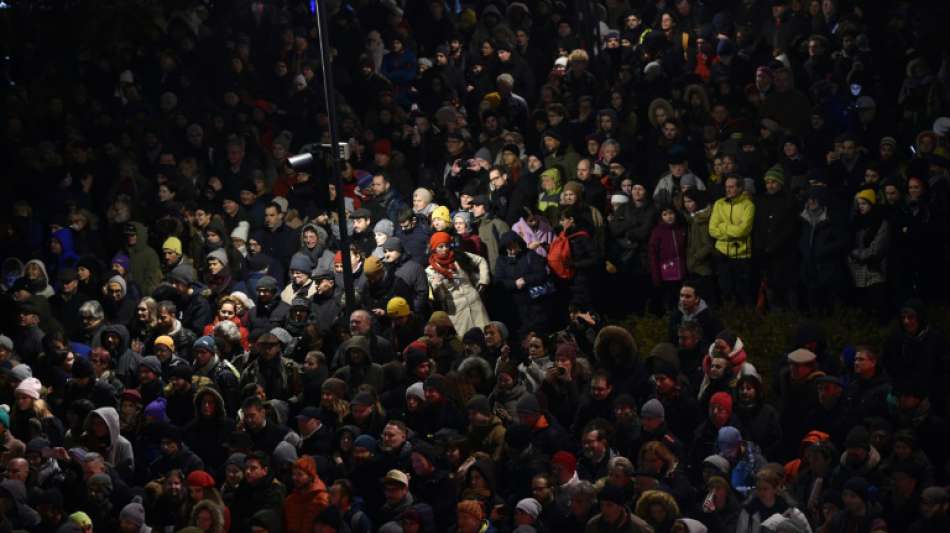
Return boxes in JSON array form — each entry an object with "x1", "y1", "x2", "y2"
[{"x1": 425, "y1": 231, "x2": 490, "y2": 334}]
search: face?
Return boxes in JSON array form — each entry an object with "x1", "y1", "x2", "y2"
[
  {"x1": 381, "y1": 424, "x2": 406, "y2": 451},
  {"x1": 724, "y1": 178, "x2": 740, "y2": 199},
  {"x1": 901, "y1": 311, "x2": 920, "y2": 334},
  {"x1": 582, "y1": 431, "x2": 606, "y2": 459},
  {"x1": 244, "y1": 459, "x2": 266, "y2": 484},
  {"x1": 600, "y1": 500, "x2": 623, "y2": 523},
  {"x1": 908, "y1": 178, "x2": 923, "y2": 201},
  {"x1": 766, "y1": 179, "x2": 782, "y2": 195},
  {"x1": 661, "y1": 210, "x2": 676, "y2": 224},
  {"x1": 739, "y1": 381, "x2": 757, "y2": 403},
  {"x1": 853, "y1": 351, "x2": 876, "y2": 377},
  {"x1": 708, "y1": 358, "x2": 728, "y2": 380},
  {"x1": 856, "y1": 197, "x2": 872, "y2": 215},
  {"x1": 710, "y1": 402, "x2": 730, "y2": 427},
  {"x1": 264, "y1": 207, "x2": 282, "y2": 229},
  {"x1": 591, "y1": 378, "x2": 612, "y2": 401},
  {"x1": 243, "y1": 406, "x2": 265, "y2": 430}
]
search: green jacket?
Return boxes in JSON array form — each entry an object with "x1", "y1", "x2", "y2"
[
  {"x1": 126, "y1": 221, "x2": 164, "y2": 295},
  {"x1": 686, "y1": 207, "x2": 715, "y2": 276}
]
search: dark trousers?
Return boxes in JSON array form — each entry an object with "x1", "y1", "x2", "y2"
[{"x1": 716, "y1": 255, "x2": 753, "y2": 305}]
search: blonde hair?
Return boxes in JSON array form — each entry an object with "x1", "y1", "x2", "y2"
[{"x1": 568, "y1": 49, "x2": 589, "y2": 63}]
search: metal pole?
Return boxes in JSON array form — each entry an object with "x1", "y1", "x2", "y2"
[{"x1": 314, "y1": 0, "x2": 356, "y2": 314}]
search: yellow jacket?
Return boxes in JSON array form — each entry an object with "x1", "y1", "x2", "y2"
[{"x1": 709, "y1": 192, "x2": 755, "y2": 259}]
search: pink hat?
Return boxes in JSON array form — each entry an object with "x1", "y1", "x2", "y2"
[{"x1": 15, "y1": 377, "x2": 42, "y2": 400}]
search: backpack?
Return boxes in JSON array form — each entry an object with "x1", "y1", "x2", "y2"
[{"x1": 548, "y1": 230, "x2": 588, "y2": 279}]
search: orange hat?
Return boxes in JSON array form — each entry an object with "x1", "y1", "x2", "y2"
[
  {"x1": 294, "y1": 456, "x2": 318, "y2": 479},
  {"x1": 363, "y1": 256, "x2": 383, "y2": 275},
  {"x1": 429, "y1": 231, "x2": 453, "y2": 251},
  {"x1": 334, "y1": 251, "x2": 343, "y2": 265}
]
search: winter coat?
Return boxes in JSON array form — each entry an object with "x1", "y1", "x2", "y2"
[
  {"x1": 608, "y1": 201, "x2": 657, "y2": 273},
  {"x1": 391, "y1": 255, "x2": 429, "y2": 313},
  {"x1": 494, "y1": 231, "x2": 552, "y2": 333},
  {"x1": 476, "y1": 214, "x2": 511, "y2": 276},
  {"x1": 686, "y1": 207, "x2": 715, "y2": 276},
  {"x1": 667, "y1": 300, "x2": 723, "y2": 348},
  {"x1": 231, "y1": 474, "x2": 286, "y2": 533},
  {"x1": 709, "y1": 193, "x2": 755, "y2": 259},
  {"x1": 426, "y1": 252, "x2": 491, "y2": 334},
  {"x1": 333, "y1": 336, "x2": 385, "y2": 395},
  {"x1": 847, "y1": 217, "x2": 889, "y2": 288},
  {"x1": 752, "y1": 191, "x2": 800, "y2": 287},
  {"x1": 126, "y1": 221, "x2": 164, "y2": 295},
  {"x1": 654, "y1": 171, "x2": 706, "y2": 206},
  {"x1": 283, "y1": 466, "x2": 329, "y2": 533},
  {"x1": 798, "y1": 208, "x2": 848, "y2": 289},
  {"x1": 183, "y1": 387, "x2": 237, "y2": 472},
  {"x1": 648, "y1": 222, "x2": 687, "y2": 285},
  {"x1": 241, "y1": 354, "x2": 300, "y2": 401},
  {"x1": 735, "y1": 494, "x2": 809, "y2": 533}
]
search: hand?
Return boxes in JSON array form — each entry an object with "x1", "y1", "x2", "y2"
[
  {"x1": 527, "y1": 241, "x2": 541, "y2": 250},
  {"x1": 545, "y1": 366, "x2": 559, "y2": 382},
  {"x1": 499, "y1": 344, "x2": 511, "y2": 360},
  {"x1": 371, "y1": 308, "x2": 385, "y2": 317},
  {"x1": 451, "y1": 159, "x2": 462, "y2": 175},
  {"x1": 515, "y1": 278, "x2": 525, "y2": 289},
  {"x1": 576, "y1": 312, "x2": 595, "y2": 325},
  {"x1": 52, "y1": 447, "x2": 70, "y2": 461}
]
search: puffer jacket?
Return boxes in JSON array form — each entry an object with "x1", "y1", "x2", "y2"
[
  {"x1": 709, "y1": 193, "x2": 755, "y2": 259},
  {"x1": 283, "y1": 456, "x2": 329, "y2": 533},
  {"x1": 686, "y1": 206, "x2": 715, "y2": 276}
]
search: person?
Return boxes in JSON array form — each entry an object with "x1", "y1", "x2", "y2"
[
  {"x1": 283, "y1": 455, "x2": 329, "y2": 533},
  {"x1": 708, "y1": 176, "x2": 755, "y2": 305},
  {"x1": 425, "y1": 231, "x2": 490, "y2": 334}
]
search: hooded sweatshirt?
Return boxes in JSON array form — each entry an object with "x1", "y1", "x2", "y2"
[
  {"x1": 83, "y1": 407, "x2": 135, "y2": 475},
  {"x1": 125, "y1": 221, "x2": 164, "y2": 295}
]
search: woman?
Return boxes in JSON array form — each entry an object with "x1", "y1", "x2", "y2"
[
  {"x1": 22, "y1": 259, "x2": 54, "y2": 298},
  {"x1": 635, "y1": 490, "x2": 681, "y2": 533},
  {"x1": 186, "y1": 471, "x2": 230, "y2": 532},
  {"x1": 425, "y1": 231, "x2": 490, "y2": 335},
  {"x1": 453, "y1": 211, "x2": 484, "y2": 256},
  {"x1": 202, "y1": 296, "x2": 250, "y2": 351},
  {"x1": 128, "y1": 297, "x2": 159, "y2": 347},
  {"x1": 10, "y1": 377, "x2": 65, "y2": 446},
  {"x1": 519, "y1": 332, "x2": 554, "y2": 392},
  {"x1": 648, "y1": 205, "x2": 687, "y2": 311},
  {"x1": 413, "y1": 188, "x2": 437, "y2": 221},
  {"x1": 847, "y1": 189, "x2": 889, "y2": 323},
  {"x1": 430, "y1": 206, "x2": 453, "y2": 233},
  {"x1": 638, "y1": 441, "x2": 693, "y2": 508}
]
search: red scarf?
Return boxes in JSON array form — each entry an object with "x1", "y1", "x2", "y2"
[{"x1": 429, "y1": 250, "x2": 457, "y2": 278}]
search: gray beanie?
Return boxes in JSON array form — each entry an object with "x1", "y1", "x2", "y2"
[
  {"x1": 119, "y1": 496, "x2": 146, "y2": 528},
  {"x1": 487, "y1": 321, "x2": 509, "y2": 340},
  {"x1": 169, "y1": 263, "x2": 196, "y2": 284},
  {"x1": 207, "y1": 248, "x2": 229, "y2": 267},
  {"x1": 107, "y1": 275, "x2": 127, "y2": 298},
  {"x1": 289, "y1": 253, "x2": 314, "y2": 274},
  {"x1": 374, "y1": 219, "x2": 394, "y2": 237},
  {"x1": 257, "y1": 275, "x2": 278, "y2": 291},
  {"x1": 0, "y1": 335, "x2": 12, "y2": 351},
  {"x1": 641, "y1": 399, "x2": 665, "y2": 420}
]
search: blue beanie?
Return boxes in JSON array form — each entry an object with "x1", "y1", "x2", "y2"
[
  {"x1": 289, "y1": 253, "x2": 314, "y2": 274},
  {"x1": 193, "y1": 336, "x2": 216, "y2": 352},
  {"x1": 354, "y1": 434, "x2": 377, "y2": 452}
]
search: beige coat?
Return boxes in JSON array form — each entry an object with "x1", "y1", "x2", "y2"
[{"x1": 426, "y1": 252, "x2": 490, "y2": 333}]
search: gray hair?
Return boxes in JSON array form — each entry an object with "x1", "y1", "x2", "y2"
[
  {"x1": 214, "y1": 320, "x2": 242, "y2": 344},
  {"x1": 79, "y1": 300, "x2": 104, "y2": 321}
]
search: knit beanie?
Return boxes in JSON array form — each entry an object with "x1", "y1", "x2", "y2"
[
  {"x1": 552, "y1": 451, "x2": 577, "y2": 473},
  {"x1": 563, "y1": 180, "x2": 584, "y2": 196},
  {"x1": 162, "y1": 237, "x2": 183, "y2": 255},
  {"x1": 289, "y1": 253, "x2": 313, "y2": 273},
  {"x1": 14, "y1": 377, "x2": 42, "y2": 400},
  {"x1": 764, "y1": 164, "x2": 785, "y2": 185},
  {"x1": 429, "y1": 231, "x2": 453, "y2": 251},
  {"x1": 186, "y1": 470, "x2": 216, "y2": 488},
  {"x1": 119, "y1": 496, "x2": 146, "y2": 528},
  {"x1": 717, "y1": 426, "x2": 742, "y2": 455},
  {"x1": 641, "y1": 399, "x2": 665, "y2": 420},
  {"x1": 154, "y1": 335, "x2": 175, "y2": 351},
  {"x1": 466, "y1": 394, "x2": 491, "y2": 415},
  {"x1": 855, "y1": 188, "x2": 876, "y2": 205},
  {"x1": 710, "y1": 392, "x2": 733, "y2": 416},
  {"x1": 405, "y1": 382, "x2": 425, "y2": 402},
  {"x1": 207, "y1": 249, "x2": 229, "y2": 267},
  {"x1": 431, "y1": 206, "x2": 452, "y2": 224},
  {"x1": 516, "y1": 394, "x2": 541, "y2": 417},
  {"x1": 487, "y1": 321, "x2": 509, "y2": 340},
  {"x1": 374, "y1": 219, "x2": 394, "y2": 237},
  {"x1": 845, "y1": 425, "x2": 871, "y2": 450}
]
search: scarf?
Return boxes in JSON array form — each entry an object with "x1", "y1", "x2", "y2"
[{"x1": 429, "y1": 250, "x2": 457, "y2": 278}]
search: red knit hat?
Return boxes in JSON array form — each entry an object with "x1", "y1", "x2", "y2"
[
  {"x1": 552, "y1": 451, "x2": 577, "y2": 472},
  {"x1": 186, "y1": 470, "x2": 216, "y2": 488},
  {"x1": 333, "y1": 251, "x2": 343, "y2": 265},
  {"x1": 710, "y1": 392, "x2": 733, "y2": 415},
  {"x1": 429, "y1": 231, "x2": 453, "y2": 251}
]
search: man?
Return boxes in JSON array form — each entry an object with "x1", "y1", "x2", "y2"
[
  {"x1": 123, "y1": 222, "x2": 163, "y2": 295},
  {"x1": 14, "y1": 301, "x2": 45, "y2": 363},
  {"x1": 283, "y1": 455, "x2": 329, "y2": 533},
  {"x1": 649, "y1": 354, "x2": 701, "y2": 443},
  {"x1": 586, "y1": 484, "x2": 651, "y2": 532},
  {"x1": 408, "y1": 442, "x2": 456, "y2": 530},
  {"x1": 471, "y1": 195, "x2": 510, "y2": 276},
  {"x1": 49, "y1": 268, "x2": 91, "y2": 339},
  {"x1": 255, "y1": 202, "x2": 298, "y2": 269},
  {"x1": 382, "y1": 238, "x2": 428, "y2": 315},
  {"x1": 167, "y1": 264, "x2": 212, "y2": 335},
  {"x1": 883, "y1": 299, "x2": 947, "y2": 407},
  {"x1": 329, "y1": 479, "x2": 372, "y2": 533},
  {"x1": 231, "y1": 451, "x2": 286, "y2": 533},
  {"x1": 332, "y1": 310, "x2": 395, "y2": 366},
  {"x1": 846, "y1": 345, "x2": 891, "y2": 424},
  {"x1": 709, "y1": 176, "x2": 755, "y2": 304},
  {"x1": 148, "y1": 423, "x2": 204, "y2": 479},
  {"x1": 378, "y1": 470, "x2": 414, "y2": 525},
  {"x1": 572, "y1": 370, "x2": 616, "y2": 436},
  {"x1": 296, "y1": 407, "x2": 333, "y2": 456},
  {"x1": 753, "y1": 165, "x2": 800, "y2": 311},
  {"x1": 161, "y1": 236, "x2": 191, "y2": 275},
  {"x1": 419, "y1": 375, "x2": 465, "y2": 436},
  {"x1": 667, "y1": 282, "x2": 723, "y2": 347},
  {"x1": 191, "y1": 336, "x2": 240, "y2": 413},
  {"x1": 577, "y1": 421, "x2": 617, "y2": 482},
  {"x1": 365, "y1": 173, "x2": 408, "y2": 223},
  {"x1": 394, "y1": 209, "x2": 431, "y2": 265},
  {"x1": 516, "y1": 393, "x2": 571, "y2": 455},
  {"x1": 280, "y1": 253, "x2": 318, "y2": 305},
  {"x1": 350, "y1": 208, "x2": 377, "y2": 257},
  {"x1": 153, "y1": 301, "x2": 198, "y2": 361},
  {"x1": 332, "y1": 336, "x2": 385, "y2": 396},
  {"x1": 241, "y1": 396, "x2": 291, "y2": 453},
  {"x1": 465, "y1": 395, "x2": 506, "y2": 461},
  {"x1": 654, "y1": 147, "x2": 705, "y2": 207},
  {"x1": 378, "y1": 420, "x2": 412, "y2": 473},
  {"x1": 908, "y1": 486, "x2": 950, "y2": 532},
  {"x1": 250, "y1": 276, "x2": 289, "y2": 332},
  {"x1": 542, "y1": 129, "x2": 580, "y2": 182},
  {"x1": 240, "y1": 332, "x2": 300, "y2": 401}
]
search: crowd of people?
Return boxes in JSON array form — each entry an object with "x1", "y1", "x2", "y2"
[{"x1": 2, "y1": 0, "x2": 950, "y2": 532}]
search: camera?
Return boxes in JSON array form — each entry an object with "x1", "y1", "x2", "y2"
[{"x1": 557, "y1": 367, "x2": 566, "y2": 376}]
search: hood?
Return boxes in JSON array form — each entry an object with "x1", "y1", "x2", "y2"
[
  {"x1": 250, "y1": 509, "x2": 282, "y2": 533},
  {"x1": 193, "y1": 387, "x2": 227, "y2": 420},
  {"x1": 85, "y1": 406, "x2": 121, "y2": 451},
  {"x1": 267, "y1": 399, "x2": 291, "y2": 426},
  {"x1": 340, "y1": 335, "x2": 371, "y2": 364},
  {"x1": 540, "y1": 167, "x2": 563, "y2": 190},
  {"x1": 24, "y1": 259, "x2": 50, "y2": 286},
  {"x1": 467, "y1": 458, "x2": 498, "y2": 493},
  {"x1": 52, "y1": 228, "x2": 80, "y2": 264},
  {"x1": 273, "y1": 440, "x2": 298, "y2": 468},
  {"x1": 634, "y1": 489, "x2": 680, "y2": 522},
  {"x1": 192, "y1": 499, "x2": 226, "y2": 531},
  {"x1": 594, "y1": 326, "x2": 639, "y2": 368},
  {"x1": 99, "y1": 324, "x2": 131, "y2": 353},
  {"x1": 680, "y1": 299, "x2": 709, "y2": 321},
  {"x1": 300, "y1": 222, "x2": 329, "y2": 249},
  {"x1": 0, "y1": 479, "x2": 41, "y2": 528},
  {"x1": 127, "y1": 221, "x2": 150, "y2": 251}
]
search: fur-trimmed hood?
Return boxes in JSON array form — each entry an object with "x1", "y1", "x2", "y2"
[
  {"x1": 190, "y1": 500, "x2": 226, "y2": 533},
  {"x1": 594, "y1": 326, "x2": 639, "y2": 368},
  {"x1": 458, "y1": 356, "x2": 494, "y2": 383}
]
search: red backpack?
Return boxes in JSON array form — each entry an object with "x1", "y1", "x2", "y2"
[{"x1": 548, "y1": 230, "x2": 588, "y2": 279}]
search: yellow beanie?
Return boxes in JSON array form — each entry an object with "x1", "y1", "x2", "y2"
[
  {"x1": 431, "y1": 206, "x2": 452, "y2": 224},
  {"x1": 855, "y1": 188, "x2": 876, "y2": 205},
  {"x1": 363, "y1": 256, "x2": 383, "y2": 275},
  {"x1": 386, "y1": 297, "x2": 410, "y2": 318},
  {"x1": 162, "y1": 237, "x2": 183, "y2": 255},
  {"x1": 154, "y1": 335, "x2": 175, "y2": 350}
]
